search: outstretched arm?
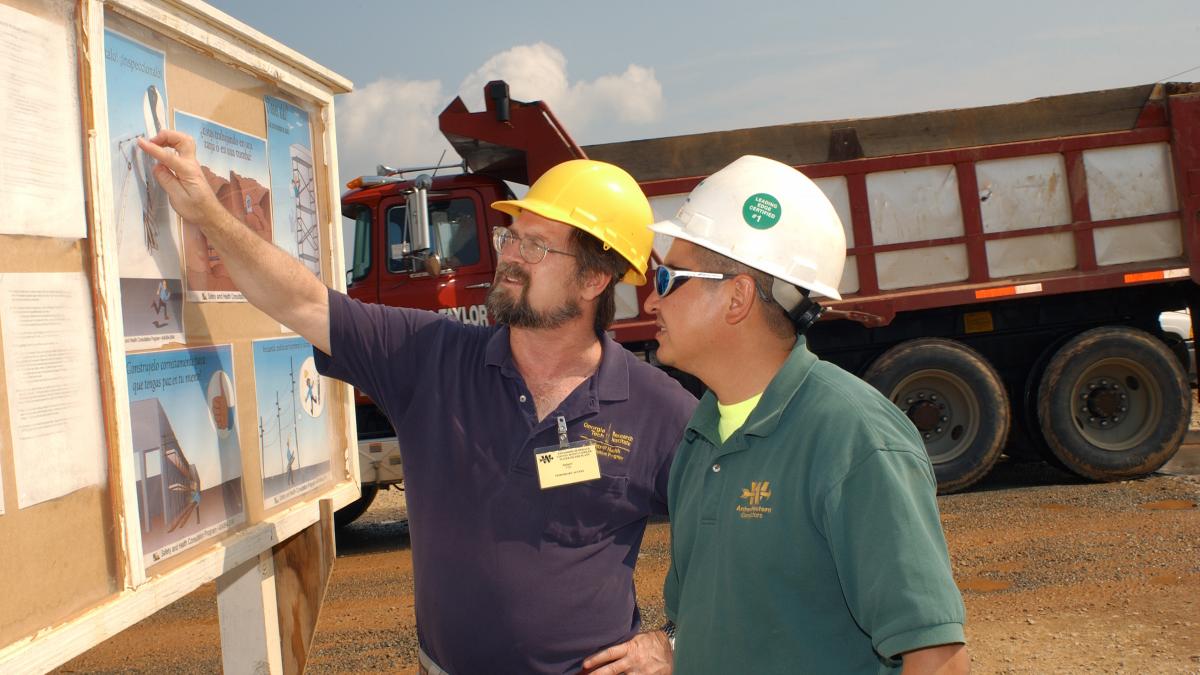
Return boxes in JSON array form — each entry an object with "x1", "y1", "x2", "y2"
[{"x1": 138, "y1": 130, "x2": 330, "y2": 354}]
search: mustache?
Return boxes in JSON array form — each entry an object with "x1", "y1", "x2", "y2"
[{"x1": 495, "y1": 262, "x2": 530, "y2": 284}]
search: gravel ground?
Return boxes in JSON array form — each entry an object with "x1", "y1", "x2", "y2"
[{"x1": 57, "y1": 434, "x2": 1200, "y2": 674}]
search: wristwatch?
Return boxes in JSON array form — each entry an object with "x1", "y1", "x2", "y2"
[{"x1": 661, "y1": 621, "x2": 676, "y2": 649}]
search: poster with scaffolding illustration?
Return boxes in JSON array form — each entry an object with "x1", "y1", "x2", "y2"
[
  {"x1": 104, "y1": 29, "x2": 184, "y2": 349},
  {"x1": 265, "y1": 96, "x2": 321, "y2": 279},
  {"x1": 252, "y1": 337, "x2": 332, "y2": 507},
  {"x1": 126, "y1": 345, "x2": 245, "y2": 566},
  {"x1": 174, "y1": 111, "x2": 271, "y2": 302}
]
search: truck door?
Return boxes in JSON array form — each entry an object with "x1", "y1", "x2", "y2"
[{"x1": 380, "y1": 189, "x2": 495, "y2": 325}]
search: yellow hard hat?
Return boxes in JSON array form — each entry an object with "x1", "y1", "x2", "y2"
[{"x1": 492, "y1": 159, "x2": 654, "y2": 285}]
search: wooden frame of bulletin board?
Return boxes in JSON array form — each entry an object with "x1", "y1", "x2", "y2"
[{"x1": 0, "y1": 0, "x2": 356, "y2": 671}]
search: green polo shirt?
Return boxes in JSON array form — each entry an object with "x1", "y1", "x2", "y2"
[{"x1": 664, "y1": 337, "x2": 965, "y2": 674}]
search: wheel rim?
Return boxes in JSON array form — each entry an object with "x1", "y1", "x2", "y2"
[
  {"x1": 1068, "y1": 357, "x2": 1160, "y2": 451},
  {"x1": 890, "y1": 369, "x2": 980, "y2": 464}
]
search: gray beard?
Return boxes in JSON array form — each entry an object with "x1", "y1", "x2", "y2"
[{"x1": 486, "y1": 265, "x2": 582, "y2": 330}]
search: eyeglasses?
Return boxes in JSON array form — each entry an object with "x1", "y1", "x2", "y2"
[
  {"x1": 492, "y1": 226, "x2": 576, "y2": 264},
  {"x1": 654, "y1": 265, "x2": 737, "y2": 297}
]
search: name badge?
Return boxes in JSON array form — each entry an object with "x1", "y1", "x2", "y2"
[{"x1": 535, "y1": 442, "x2": 601, "y2": 489}]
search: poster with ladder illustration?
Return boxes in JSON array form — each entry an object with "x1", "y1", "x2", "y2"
[{"x1": 266, "y1": 95, "x2": 321, "y2": 278}]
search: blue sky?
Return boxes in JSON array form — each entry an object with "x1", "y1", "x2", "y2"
[{"x1": 207, "y1": 0, "x2": 1200, "y2": 186}]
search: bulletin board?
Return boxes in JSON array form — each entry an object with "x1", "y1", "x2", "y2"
[{"x1": 0, "y1": 0, "x2": 356, "y2": 670}]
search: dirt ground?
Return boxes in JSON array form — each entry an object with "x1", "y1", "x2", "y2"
[{"x1": 58, "y1": 448, "x2": 1200, "y2": 674}]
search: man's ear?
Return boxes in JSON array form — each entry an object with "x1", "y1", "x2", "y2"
[
  {"x1": 724, "y1": 275, "x2": 758, "y2": 326},
  {"x1": 578, "y1": 269, "x2": 612, "y2": 302}
]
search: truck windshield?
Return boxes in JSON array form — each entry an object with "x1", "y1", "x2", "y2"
[{"x1": 386, "y1": 198, "x2": 480, "y2": 273}]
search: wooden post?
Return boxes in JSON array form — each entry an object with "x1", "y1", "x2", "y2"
[
  {"x1": 215, "y1": 500, "x2": 336, "y2": 674},
  {"x1": 217, "y1": 552, "x2": 285, "y2": 674},
  {"x1": 273, "y1": 499, "x2": 337, "y2": 673}
]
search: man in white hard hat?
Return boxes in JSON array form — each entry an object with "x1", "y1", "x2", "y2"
[
  {"x1": 585, "y1": 155, "x2": 968, "y2": 674},
  {"x1": 139, "y1": 132, "x2": 696, "y2": 675}
]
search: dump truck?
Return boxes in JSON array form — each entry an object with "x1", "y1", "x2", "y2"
[{"x1": 336, "y1": 80, "x2": 1200, "y2": 522}]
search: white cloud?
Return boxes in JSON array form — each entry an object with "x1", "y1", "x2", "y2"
[
  {"x1": 576, "y1": 65, "x2": 663, "y2": 124},
  {"x1": 457, "y1": 43, "x2": 663, "y2": 141},
  {"x1": 334, "y1": 43, "x2": 664, "y2": 185},
  {"x1": 459, "y1": 43, "x2": 571, "y2": 106},
  {"x1": 335, "y1": 77, "x2": 453, "y2": 182}
]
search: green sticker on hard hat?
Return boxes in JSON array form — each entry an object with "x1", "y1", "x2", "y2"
[{"x1": 743, "y1": 193, "x2": 781, "y2": 229}]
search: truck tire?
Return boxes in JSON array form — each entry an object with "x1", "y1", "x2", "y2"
[
  {"x1": 335, "y1": 484, "x2": 379, "y2": 529},
  {"x1": 1162, "y1": 333, "x2": 1190, "y2": 373},
  {"x1": 863, "y1": 338, "x2": 1009, "y2": 494},
  {"x1": 1011, "y1": 338, "x2": 1073, "y2": 470},
  {"x1": 1036, "y1": 326, "x2": 1189, "y2": 481},
  {"x1": 1159, "y1": 332, "x2": 1195, "y2": 385}
]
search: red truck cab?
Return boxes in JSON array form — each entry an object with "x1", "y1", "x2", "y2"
[
  {"x1": 343, "y1": 172, "x2": 508, "y2": 325},
  {"x1": 342, "y1": 80, "x2": 664, "y2": 355}
]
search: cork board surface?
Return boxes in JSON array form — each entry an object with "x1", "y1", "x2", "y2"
[
  {"x1": 0, "y1": 237, "x2": 121, "y2": 646},
  {"x1": 0, "y1": 0, "x2": 121, "y2": 647},
  {"x1": 105, "y1": 12, "x2": 352, "y2": 574},
  {"x1": 0, "y1": 3, "x2": 352, "y2": 650}
]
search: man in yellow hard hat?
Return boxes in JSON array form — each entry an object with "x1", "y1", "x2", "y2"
[{"x1": 140, "y1": 131, "x2": 696, "y2": 675}]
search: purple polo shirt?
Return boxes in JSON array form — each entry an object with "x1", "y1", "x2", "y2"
[{"x1": 315, "y1": 290, "x2": 696, "y2": 674}]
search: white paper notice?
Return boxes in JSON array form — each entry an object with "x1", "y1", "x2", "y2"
[
  {"x1": 0, "y1": 272, "x2": 107, "y2": 508},
  {"x1": 0, "y1": 3, "x2": 87, "y2": 238}
]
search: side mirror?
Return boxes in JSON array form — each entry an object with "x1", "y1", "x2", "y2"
[{"x1": 406, "y1": 174, "x2": 432, "y2": 253}]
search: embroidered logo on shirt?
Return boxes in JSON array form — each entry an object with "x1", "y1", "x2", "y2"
[
  {"x1": 580, "y1": 421, "x2": 634, "y2": 461},
  {"x1": 736, "y1": 481, "x2": 774, "y2": 519}
]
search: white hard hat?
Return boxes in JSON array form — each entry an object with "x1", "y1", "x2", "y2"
[{"x1": 649, "y1": 155, "x2": 847, "y2": 302}]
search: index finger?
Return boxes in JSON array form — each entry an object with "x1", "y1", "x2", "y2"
[
  {"x1": 584, "y1": 660, "x2": 632, "y2": 675},
  {"x1": 138, "y1": 130, "x2": 195, "y2": 167},
  {"x1": 145, "y1": 128, "x2": 194, "y2": 153},
  {"x1": 581, "y1": 643, "x2": 628, "y2": 669}
]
